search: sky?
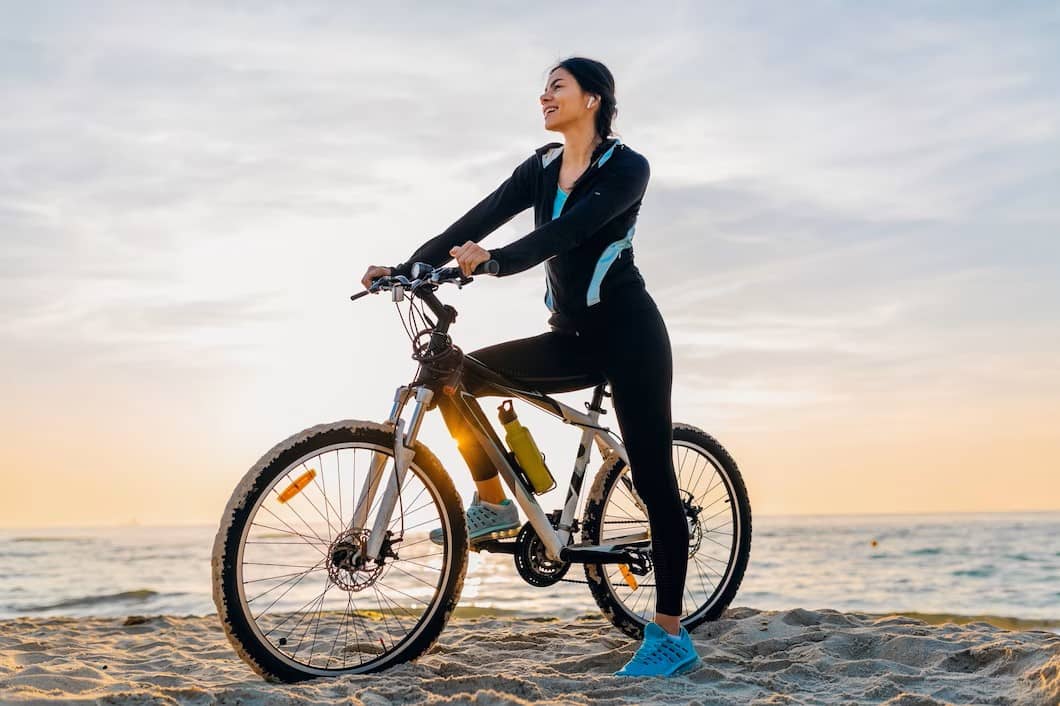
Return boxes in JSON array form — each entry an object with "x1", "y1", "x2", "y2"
[{"x1": 2, "y1": 1, "x2": 1058, "y2": 527}]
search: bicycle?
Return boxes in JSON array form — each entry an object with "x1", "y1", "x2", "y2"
[{"x1": 211, "y1": 260, "x2": 752, "y2": 682}]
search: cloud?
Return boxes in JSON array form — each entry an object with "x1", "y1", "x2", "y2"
[
  {"x1": 1, "y1": 3, "x2": 1059, "y2": 522},
  {"x1": 2, "y1": 3, "x2": 1057, "y2": 381}
]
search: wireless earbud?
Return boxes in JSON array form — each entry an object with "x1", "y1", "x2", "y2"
[{"x1": 587, "y1": 97, "x2": 594, "y2": 108}]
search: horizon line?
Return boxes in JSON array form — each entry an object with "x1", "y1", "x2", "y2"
[{"x1": 3, "y1": 507, "x2": 1058, "y2": 531}]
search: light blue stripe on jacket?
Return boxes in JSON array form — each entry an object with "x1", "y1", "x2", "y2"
[{"x1": 586, "y1": 225, "x2": 636, "y2": 306}]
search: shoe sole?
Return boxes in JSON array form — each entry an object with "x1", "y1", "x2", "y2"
[
  {"x1": 672, "y1": 656, "x2": 701, "y2": 675},
  {"x1": 429, "y1": 525, "x2": 521, "y2": 548},
  {"x1": 470, "y1": 526, "x2": 521, "y2": 545},
  {"x1": 613, "y1": 653, "x2": 701, "y2": 678}
]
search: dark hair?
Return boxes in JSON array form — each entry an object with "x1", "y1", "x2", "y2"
[{"x1": 550, "y1": 57, "x2": 618, "y2": 141}]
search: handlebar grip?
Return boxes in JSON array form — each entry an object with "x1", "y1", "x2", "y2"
[{"x1": 351, "y1": 258, "x2": 499, "y2": 301}]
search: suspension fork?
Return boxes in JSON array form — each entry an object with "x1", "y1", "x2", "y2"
[{"x1": 348, "y1": 384, "x2": 434, "y2": 561}]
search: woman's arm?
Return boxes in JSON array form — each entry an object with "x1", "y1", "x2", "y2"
[
  {"x1": 389, "y1": 154, "x2": 537, "y2": 278},
  {"x1": 489, "y1": 152, "x2": 649, "y2": 277}
]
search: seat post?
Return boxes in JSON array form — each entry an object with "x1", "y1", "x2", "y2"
[{"x1": 588, "y1": 383, "x2": 610, "y2": 413}]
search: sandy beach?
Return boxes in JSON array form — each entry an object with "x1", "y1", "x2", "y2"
[{"x1": 1, "y1": 607, "x2": 1056, "y2": 705}]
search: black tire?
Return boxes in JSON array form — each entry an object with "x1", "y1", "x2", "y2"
[
  {"x1": 581, "y1": 423, "x2": 752, "y2": 639},
  {"x1": 211, "y1": 420, "x2": 468, "y2": 682}
]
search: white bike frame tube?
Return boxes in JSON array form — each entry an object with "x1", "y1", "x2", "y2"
[
  {"x1": 499, "y1": 388, "x2": 650, "y2": 548},
  {"x1": 454, "y1": 384, "x2": 650, "y2": 561},
  {"x1": 553, "y1": 413, "x2": 603, "y2": 546},
  {"x1": 353, "y1": 380, "x2": 650, "y2": 564},
  {"x1": 455, "y1": 390, "x2": 564, "y2": 560}
]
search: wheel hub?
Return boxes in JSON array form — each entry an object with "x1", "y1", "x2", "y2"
[{"x1": 327, "y1": 528, "x2": 384, "y2": 591}]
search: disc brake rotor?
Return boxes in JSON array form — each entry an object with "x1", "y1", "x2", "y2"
[{"x1": 327, "y1": 528, "x2": 385, "y2": 591}]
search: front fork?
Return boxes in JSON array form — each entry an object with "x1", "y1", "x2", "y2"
[{"x1": 350, "y1": 384, "x2": 431, "y2": 562}]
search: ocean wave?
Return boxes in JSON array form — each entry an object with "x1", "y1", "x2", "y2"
[
  {"x1": 953, "y1": 566, "x2": 996, "y2": 578},
  {"x1": 16, "y1": 589, "x2": 162, "y2": 612}
]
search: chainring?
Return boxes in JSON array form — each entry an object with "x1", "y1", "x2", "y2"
[{"x1": 513, "y1": 521, "x2": 571, "y2": 587}]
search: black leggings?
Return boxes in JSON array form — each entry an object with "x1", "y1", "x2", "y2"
[{"x1": 451, "y1": 288, "x2": 688, "y2": 616}]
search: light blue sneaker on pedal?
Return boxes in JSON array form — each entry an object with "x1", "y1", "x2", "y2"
[
  {"x1": 613, "y1": 622, "x2": 702, "y2": 677},
  {"x1": 429, "y1": 491, "x2": 521, "y2": 546}
]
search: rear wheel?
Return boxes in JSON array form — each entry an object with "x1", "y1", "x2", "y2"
[
  {"x1": 581, "y1": 423, "x2": 752, "y2": 639},
  {"x1": 212, "y1": 420, "x2": 468, "y2": 682}
]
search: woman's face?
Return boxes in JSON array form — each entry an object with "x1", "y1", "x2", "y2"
[{"x1": 541, "y1": 67, "x2": 594, "y2": 133}]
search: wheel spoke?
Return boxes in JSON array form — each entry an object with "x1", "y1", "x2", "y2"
[
  {"x1": 252, "y1": 515, "x2": 329, "y2": 558},
  {"x1": 220, "y1": 438, "x2": 464, "y2": 676},
  {"x1": 246, "y1": 562, "x2": 328, "y2": 604},
  {"x1": 308, "y1": 457, "x2": 344, "y2": 539}
]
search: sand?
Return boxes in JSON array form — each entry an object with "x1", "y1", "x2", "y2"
[{"x1": 1, "y1": 607, "x2": 1057, "y2": 705}]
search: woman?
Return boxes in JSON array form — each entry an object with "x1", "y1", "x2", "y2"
[{"x1": 360, "y1": 57, "x2": 700, "y2": 677}]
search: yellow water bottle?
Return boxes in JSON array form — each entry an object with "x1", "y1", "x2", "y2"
[{"x1": 497, "y1": 400, "x2": 556, "y2": 494}]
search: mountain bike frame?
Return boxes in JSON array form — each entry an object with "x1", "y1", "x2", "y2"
[{"x1": 348, "y1": 274, "x2": 650, "y2": 568}]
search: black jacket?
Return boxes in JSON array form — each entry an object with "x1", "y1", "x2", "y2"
[{"x1": 390, "y1": 136, "x2": 650, "y2": 332}]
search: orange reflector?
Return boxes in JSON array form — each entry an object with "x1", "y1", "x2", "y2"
[
  {"x1": 278, "y1": 469, "x2": 316, "y2": 503},
  {"x1": 618, "y1": 563, "x2": 638, "y2": 590}
]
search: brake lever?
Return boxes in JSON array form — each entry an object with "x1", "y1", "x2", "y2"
[
  {"x1": 350, "y1": 274, "x2": 413, "y2": 301},
  {"x1": 352, "y1": 264, "x2": 480, "y2": 301}
]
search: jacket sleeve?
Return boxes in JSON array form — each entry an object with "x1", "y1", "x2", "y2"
[
  {"x1": 489, "y1": 152, "x2": 650, "y2": 277},
  {"x1": 389, "y1": 153, "x2": 537, "y2": 278}
]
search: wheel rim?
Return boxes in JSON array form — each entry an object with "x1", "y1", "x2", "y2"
[
  {"x1": 594, "y1": 440, "x2": 742, "y2": 623},
  {"x1": 233, "y1": 441, "x2": 455, "y2": 674}
]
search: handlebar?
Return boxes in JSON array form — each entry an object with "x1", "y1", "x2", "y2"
[{"x1": 350, "y1": 259, "x2": 499, "y2": 301}]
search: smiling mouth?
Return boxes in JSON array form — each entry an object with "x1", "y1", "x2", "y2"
[{"x1": 544, "y1": 107, "x2": 558, "y2": 117}]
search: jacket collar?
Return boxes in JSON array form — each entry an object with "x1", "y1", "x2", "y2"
[
  {"x1": 538, "y1": 136, "x2": 623, "y2": 175},
  {"x1": 590, "y1": 136, "x2": 623, "y2": 167}
]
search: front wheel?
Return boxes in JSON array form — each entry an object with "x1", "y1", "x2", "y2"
[
  {"x1": 211, "y1": 420, "x2": 468, "y2": 682},
  {"x1": 581, "y1": 423, "x2": 752, "y2": 639}
]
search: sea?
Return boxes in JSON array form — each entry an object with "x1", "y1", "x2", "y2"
[{"x1": 2, "y1": 512, "x2": 1057, "y2": 630}]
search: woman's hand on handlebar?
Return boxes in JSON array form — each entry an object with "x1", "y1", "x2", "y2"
[
  {"x1": 449, "y1": 241, "x2": 491, "y2": 278},
  {"x1": 360, "y1": 265, "x2": 392, "y2": 291}
]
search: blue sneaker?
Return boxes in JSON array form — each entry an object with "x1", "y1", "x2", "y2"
[{"x1": 613, "y1": 622, "x2": 702, "y2": 677}]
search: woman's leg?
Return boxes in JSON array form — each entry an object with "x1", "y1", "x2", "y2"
[
  {"x1": 589, "y1": 295, "x2": 688, "y2": 634},
  {"x1": 473, "y1": 474, "x2": 508, "y2": 505},
  {"x1": 438, "y1": 329, "x2": 602, "y2": 502}
]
